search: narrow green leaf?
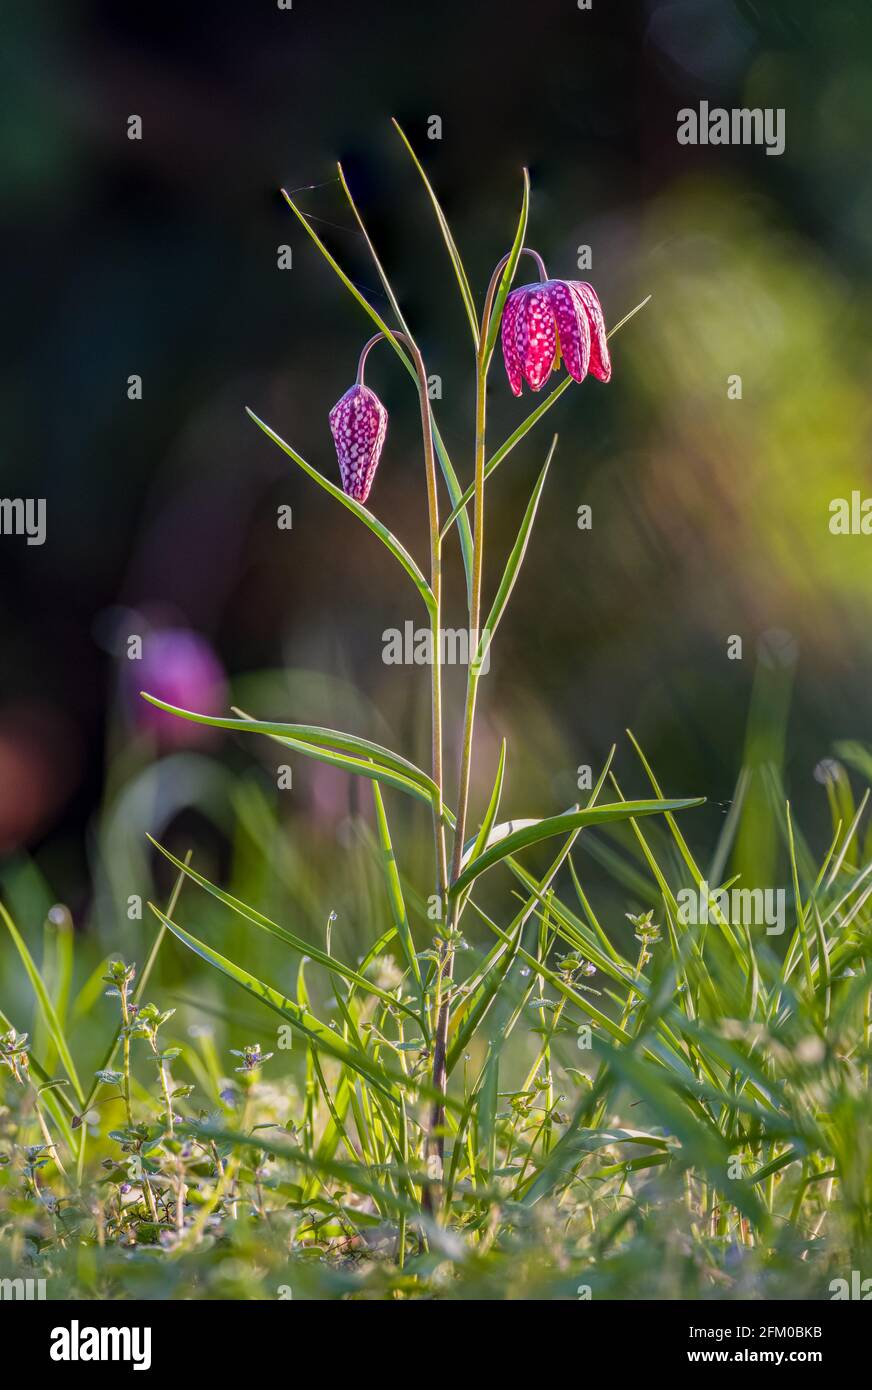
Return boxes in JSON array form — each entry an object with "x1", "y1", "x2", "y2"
[
  {"x1": 139, "y1": 695, "x2": 439, "y2": 811},
  {"x1": 482, "y1": 167, "x2": 530, "y2": 364},
  {"x1": 0, "y1": 1007, "x2": 77, "y2": 1152},
  {"x1": 182, "y1": 1120, "x2": 421, "y2": 1220},
  {"x1": 146, "y1": 837, "x2": 421, "y2": 1024},
  {"x1": 462, "y1": 739, "x2": 507, "y2": 872},
  {"x1": 371, "y1": 783, "x2": 426, "y2": 1015},
  {"x1": 476, "y1": 436, "x2": 555, "y2": 669},
  {"x1": 450, "y1": 799, "x2": 704, "y2": 899},
  {"x1": 0, "y1": 902, "x2": 84, "y2": 1105},
  {"x1": 150, "y1": 905, "x2": 401, "y2": 1105},
  {"x1": 446, "y1": 919, "x2": 521, "y2": 1075},
  {"x1": 246, "y1": 408, "x2": 435, "y2": 615},
  {"x1": 392, "y1": 118, "x2": 480, "y2": 349},
  {"x1": 151, "y1": 907, "x2": 463, "y2": 1117}
]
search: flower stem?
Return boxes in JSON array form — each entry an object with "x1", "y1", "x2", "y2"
[
  {"x1": 119, "y1": 979, "x2": 133, "y2": 1127},
  {"x1": 427, "y1": 335, "x2": 489, "y2": 1204},
  {"x1": 407, "y1": 341, "x2": 450, "y2": 915},
  {"x1": 353, "y1": 331, "x2": 448, "y2": 920}
]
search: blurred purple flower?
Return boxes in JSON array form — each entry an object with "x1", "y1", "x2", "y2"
[
  {"x1": 132, "y1": 628, "x2": 226, "y2": 748},
  {"x1": 501, "y1": 276, "x2": 611, "y2": 396},
  {"x1": 328, "y1": 384, "x2": 388, "y2": 504}
]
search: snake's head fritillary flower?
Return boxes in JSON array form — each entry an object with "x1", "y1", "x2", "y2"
[
  {"x1": 501, "y1": 274, "x2": 611, "y2": 397},
  {"x1": 133, "y1": 627, "x2": 226, "y2": 748},
  {"x1": 328, "y1": 384, "x2": 388, "y2": 505}
]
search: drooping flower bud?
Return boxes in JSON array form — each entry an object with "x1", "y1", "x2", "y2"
[
  {"x1": 501, "y1": 270, "x2": 611, "y2": 396},
  {"x1": 328, "y1": 384, "x2": 388, "y2": 505}
]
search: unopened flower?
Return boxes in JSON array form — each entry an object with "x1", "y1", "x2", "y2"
[
  {"x1": 501, "y1": 265, "x2": 611, "y2": 397},
  {"x1": 328, "y1": 384, "x2": 388, "y2": 504}
]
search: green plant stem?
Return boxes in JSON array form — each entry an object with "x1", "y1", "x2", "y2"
[
  {"x1": 356, "y1": 331, "x2": 449, "y2": 951},
  {"x1": 157, "y1": 1054, "x2": 174, "y2": 1138},
  {"x1": 427, "y1": 246, "x2": 524, "y2": 1199},
  {"x1": 119, "y1": 980, "x2": 132, "y2": 1127},
  {"x1": 142, "y1": 1169, "x2": 159, "y2": 1224},
  {"x1": 427, "y1": 339, "x2": 490, "y2": 1199},
  {"x1": 410, "y1": 343, "x2": 450, "y2": 912}
]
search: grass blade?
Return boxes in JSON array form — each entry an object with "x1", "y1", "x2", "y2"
[
  {"x1": 482, "y1": 167, "x2": 530, "y2": 365},
  {"x1": 0, "y1": 902, "x2": 84, "y2": 1106},
  {"x1": 146, "y1": 837, "x2": 422, "y2": 1024},
  {"x1": 149, "y1": 905, "x2": 401, "y2": 1104},
  {"x1": 391, "y1": 118, "x2": 480, "y2": 349},
  {"x1": 476, "y1": 435, "x2": 556, "y2": 670},
  {"x1": 450, "y1": 799, "x2": 704, "y2": 899},
  {"x1": 139, "y1": 695, "x2": 439, "y2": 811},
  {"x1": 371, "y1": 783, "x2": 426, "y2": 1021}
]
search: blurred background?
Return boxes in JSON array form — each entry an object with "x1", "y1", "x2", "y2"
[{"x1": 2, "y1": 0, "x2": 872, "y2": 1066}]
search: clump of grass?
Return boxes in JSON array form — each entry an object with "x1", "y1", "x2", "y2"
[{"x1": 1, "y1": 755, "x2": 869, "y2": 1298}]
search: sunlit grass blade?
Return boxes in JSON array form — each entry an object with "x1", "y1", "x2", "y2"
[
  {"x1": 149, "y1": 904, "x2": 402, "y2": 1104},
  {"x1": 449, "y1": 816, "x2": 583, "y2": 1077},
  {"x1": 0, "y1": 1004, "x2": 78, "y2": 1153},
  {"x1": 515, "y1": 1127, "x2": 671, "y2": 1203},
  {"x1": 151, "y1": 904, "x2": 463, "y2": 1116},
  {"x1": 468, "y1": 898, "x2": 635, "y2": 1045},
  {"x1": 586, "y1": 1038, "x2": 768, "y2": 1227},
  {"x1": 147, "y1": 837, "x2": 422, "y2": 1024},
  {"x1": 371, "y1": 783, "x2": 426, "y2": 1022},
  {"x1": 446, "y1": 918, "x2": 521, "y2": 1075},
  {"x1": 84, "y1": 853, "x2": 190, "y2": 1111},
  {"x1": 450, "y1": 798, "x2": 704, "y2": 899},
  {"x1": 786, "y1": 802, "x2": 815, "y2": 995},
  {"x1": 461, "y1": 738, "x2": 506, "y2": 871},
  {"x1": 391, "y1": 118, "x2": 480, "y2": 349},
  {"x1": 246, "y1": 408, "x2": 435, "y2": 615},
  {"x1": 338, "y1": 160, "x2": 413, "y2": 337},
  {"x1": 281, "y1": 187, "x2": 400, "y2": 346},
  {"x1": 182, "y1": 1120, "x2": 422, "y2": 1221},
  {"x1": 0, "y1": 902, "x2": 84, "y2": 1106},
  {"x1": 150, "y1": 695, "x2": 435, "y2": 793},
  {"x1": 38, "y1": 906, "x2": 73, "y2": 1076}
]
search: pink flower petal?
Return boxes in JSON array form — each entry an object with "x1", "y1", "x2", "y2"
[
  {"x1": 515, "y1": 285, "x2": 557, "y2": 392},
  {"x1": 546, "y1": 280, "x2": 590, "y2": 384},
  {"x1": 500, "y1": 290, "x2": 524, "y2": 397},
  {"x1": 570, "y1": 282, "x2": 611, "y2": 382}
]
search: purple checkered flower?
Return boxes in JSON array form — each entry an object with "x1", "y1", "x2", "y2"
[
  {"x1": 501, "y1": 262, "x2": 611, "y2": 397},
  {"x1": 328, "y1": 383, "x2": 388, "y2": 505}
]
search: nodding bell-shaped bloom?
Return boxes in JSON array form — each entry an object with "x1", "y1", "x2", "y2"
[
  {"x1": 328, "y1": 384, "x2": 388, "y2": 505},
  {"x1": 501, "y1": 277, "x2": 611, "y2": 397}
]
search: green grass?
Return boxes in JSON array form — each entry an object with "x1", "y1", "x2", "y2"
[{"x1": 0, "y1": 734, "x2": 869, "y2": 1299}]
